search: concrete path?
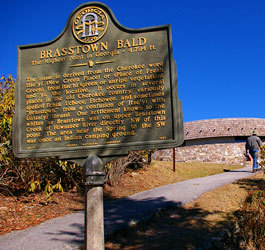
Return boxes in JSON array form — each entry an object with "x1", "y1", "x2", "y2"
[{"x1": 0, "y1": 166, "x2": 255, "y2": 250}]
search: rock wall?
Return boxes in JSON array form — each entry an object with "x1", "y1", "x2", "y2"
[
  {"x1": 152, "y1": 118, "x2": 265, "y2": 165},
  {"x1": 153, "y1": 142, "x2": 249, "y2": 165}
]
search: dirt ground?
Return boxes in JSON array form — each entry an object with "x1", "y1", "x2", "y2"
[{"x1": 0, "y1": 161, "x2": 263, "y2": 249}]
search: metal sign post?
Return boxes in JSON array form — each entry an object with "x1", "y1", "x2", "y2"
[
  {"x1": 173, "y1": 148, "x2": 176, "y2": 172},
  {"x1": 83, "y1": 155, "x2": 105, "y2": 250}
]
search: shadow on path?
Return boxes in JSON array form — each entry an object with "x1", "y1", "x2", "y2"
[
  {"x1": 104, "y1": 203, "x2": 237, "y2": 250},
  {"x1": 1, "y1": 167, "x2": 258, "y2": 250}
]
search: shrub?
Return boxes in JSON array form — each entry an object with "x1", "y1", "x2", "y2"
[
  {"x1": 237, "y1": 175, "x2": 265, "y2": 249},
  {"x1": 104, "y1": 150, "x2": 152, "y2": 186},
  {"x1": 239, "y1": 190, "x2": 265, "y2": 249},
  {"x1": 0, "y1": 75, "x2": 82, "y2": 196},
  {"x1": 0, "y1": 75, "x2": 151, "y2": 194}
]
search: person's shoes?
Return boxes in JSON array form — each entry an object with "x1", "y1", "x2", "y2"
[{"x1": 252, "y1": 169, "x2": 257, "y2": 173}]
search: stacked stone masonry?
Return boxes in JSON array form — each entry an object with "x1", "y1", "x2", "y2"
[{"x1": 152, "y1": 118, "x2": 265, "y2": 165}]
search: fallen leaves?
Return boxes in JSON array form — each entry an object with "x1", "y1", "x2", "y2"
[{"x1": 0, "y1": 192, "x2": 84, "y2": 235}]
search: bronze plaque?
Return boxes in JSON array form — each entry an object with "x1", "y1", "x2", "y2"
[{"x1": 13, "y1": 2, "x2": 183, "y2": 158}]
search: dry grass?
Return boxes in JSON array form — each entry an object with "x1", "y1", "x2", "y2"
[
  {"x1": 184, "y1": 181, "x2": 248, "y2": 227},
  {"x1": 1, "y1": 161, "x2": 240, "y2": 236},
  {"x1": 104, "y1": 160, "x2": 242, "y2": 199},
  {"x1": 2, "y1": 160, "x2": 258, "y2": 250},
  {"x1": 105, "y1": 171, "x2": 265, "y2": 250}
]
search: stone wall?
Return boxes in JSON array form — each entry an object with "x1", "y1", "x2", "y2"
[
  {"x1": 152, "y1": 118, "x2": 265, "y2": 166},
  {"x1": 153, "y1": 142, "x2": 249, "y2": 165}
]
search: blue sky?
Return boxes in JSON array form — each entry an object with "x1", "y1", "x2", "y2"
[{"x1": 1, "y1": 0, "x2": 265, "y2": 122}]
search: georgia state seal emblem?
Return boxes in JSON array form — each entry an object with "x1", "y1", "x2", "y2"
[{"x1": 72, "y1": 6, "x2": 108, "y2": 44}]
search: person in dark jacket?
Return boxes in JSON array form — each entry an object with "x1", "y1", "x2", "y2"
[{"x1": 245, "y1": 130, "x2": 263, "y2": 172}]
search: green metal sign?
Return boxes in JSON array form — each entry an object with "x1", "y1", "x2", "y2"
[{"x1": 13, "y1": 2, "x2": 184, "y2": 159}]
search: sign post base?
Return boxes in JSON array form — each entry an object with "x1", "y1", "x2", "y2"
[
  {"x1": 85, "y1": 185, "x2": 104, "y2": 250},
  {"x1": 83, "y1": 155, "x2": 105, "y2": 250}
]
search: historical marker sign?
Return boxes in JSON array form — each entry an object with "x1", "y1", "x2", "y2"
[{"x1": 13, "y1": 2, "x2": 184, "y2": 159}]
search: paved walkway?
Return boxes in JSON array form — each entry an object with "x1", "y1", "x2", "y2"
[{"x1": 0, "y1": 166, "x2": 255, "y2": 250}]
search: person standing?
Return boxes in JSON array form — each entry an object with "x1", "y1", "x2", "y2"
[{"x1": 245, "y1": 130, "x2": 263, "y2": 172}]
